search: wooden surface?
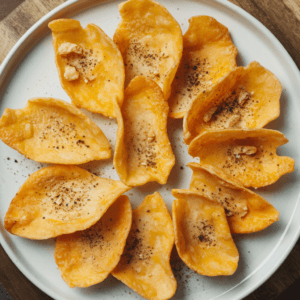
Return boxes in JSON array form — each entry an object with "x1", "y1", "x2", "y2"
[{"x1": 0, "y1": 0, "x2": 300, "y2": 299}]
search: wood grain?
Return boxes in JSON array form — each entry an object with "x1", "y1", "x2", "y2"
[
  {"x1": 284, "y1": 0, "x2": 300, "y2": 21},
  {"x1": 0, "y1": 0, "x2": 24, "y2": 21},
  {"x1": 0, "y1": 0, "x2": 66, "y2": 63},
  {"x1": 228, "y1": 0, "x2": 300, "y2": 68},
  {"x1": 0, "y1": 1, "x2": 300, "y2": 300}
]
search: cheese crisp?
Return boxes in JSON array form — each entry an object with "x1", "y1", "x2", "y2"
[
  {"x1": 169, "y1": 15, "x2": 238, "y2": 118},
  {"x1": 188, "y1": 129, "x2": 295, "y2": 188},
  {"x1": 4, "y1": 166, "x2": 130, "y2": 239},
  {"x1": 49, "y1": 19, "x2": 124, "y2": 118},
  {"x1": 114, "y1": 76, "x2": 175, "y2": 186},
  {"x1": 188, "y1": 163, "x2": 279, "y2": 234},
  {"x1": 184, "y1": 61, "x2": 282, "y2": 144},
  {"x1": 112, "y1": 192, "x2": 176, "y2": 300},
  {"x1": 113, "y1": 0, "x2": 183, "y2": 100},
  {"x1": 172, "y1": 189, "x2": 239, "y2": 276},
  {"x1": 0, "y1": 97, "x2": 111, "y2": 164},
  {"x1": 55, "y1": 195, "x2": 132, "y2": 287}
]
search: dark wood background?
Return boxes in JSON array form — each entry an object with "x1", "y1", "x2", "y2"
[{"x1": 0, "y1": 0, "x2": 299, "y2": 299}]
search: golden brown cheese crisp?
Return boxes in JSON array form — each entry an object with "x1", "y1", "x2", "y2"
[
  {"x1": 113, "y1": 0, "x2": 183, "y2": 100},
  {"x1": 0, "y1": 97, "x2": 111, "y2": 164},
  {"x1": 169, "y1": 15, "x2": 238, "y2": 118},
  {"x1": 183, "y1": 61, "x2": 282, "y2": 144},
  {"x1": 48, "y1": 19, "x2": 124, "y2": 118},
  {"x1": 172, "y1": 189, "x2": 239, "y2": 276},
  {"x1": 112, "y1": 192, "x2": 176, "y2": 300},
  {"x1": 188, "y1": 129, "x2": 295, "y2": 188},
  {"x1": 188, "y1": 163, "x2": 279, "y2": 234},
  {"x1": 114, "y1": 76, "x2": 175, "y2": 186},
  {"x1": 4, "y1": 166, "x2": 130, "y2": 239},
  {"x1": 55, "y1": 195, "x2": 132, "y2": 288}
]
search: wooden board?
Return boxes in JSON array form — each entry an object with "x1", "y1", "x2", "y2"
[{"x1": 0, "y1": 0, "x2": 299, "y2": 299}]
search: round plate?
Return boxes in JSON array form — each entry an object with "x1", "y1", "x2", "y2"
[{"x1": 0, "y1": 0, "x2": 300, "y2": 299}]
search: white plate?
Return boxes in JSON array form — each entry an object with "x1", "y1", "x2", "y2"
[{"x1": 1, "y1": 0, "x2": 300, "y2": 299}]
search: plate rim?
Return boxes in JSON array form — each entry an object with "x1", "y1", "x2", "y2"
[{"x1": 0, "y1": 0, "x2": 300, "y2": 299}]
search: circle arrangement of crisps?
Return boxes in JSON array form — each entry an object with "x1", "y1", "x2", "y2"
[{"x1": 0, "y1": 0, "x2": 299, "y2": 300}]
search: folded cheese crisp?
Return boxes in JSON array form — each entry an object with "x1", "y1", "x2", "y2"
[
  {"x1": 55, "y1": 195, "x2": 132, "y2": 287},
  {"x1": 172, "y1": 189, "x2": 239, "y2": 276},
  {"x1": 112, "y1": 192, "x2": 176, "y2": 300},
  {"x1": 113, "y1": 0, "x2": 183, "y2": 100},
  {"x1": 49, "y1": 19, "x2": 124, "y2": 118},
  {"x1": 183, "y1": 61, "x2": 282, "y2": 144},
  {"x1": 0, "y1": 97, "x2": 111, "y2": 164},
  {"x1": 114, "y1": 76, "x2": 175, "y2": 186},
  {"x1": 169, "y1": 15, "x2": 238, "y2": 119},
  {"x1": 188, "y1": 129, "x2": 295, "y2": 188},
  {"x1": 188, "y1": 163, "x2": 280, "y2": 234},
  {"x1": 4, "y1": 166, "x2": 130, "y2": 239}
]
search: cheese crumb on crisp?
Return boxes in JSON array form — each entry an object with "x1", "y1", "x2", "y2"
[
  {"x1": 64, "y1": 66, "x2": 79, "y2": 81},
  {"x1": 59, "y1": 43, "x2": 98, "y2": 83},
  {"x1": 203, "y1": 107, "x2": 217, "y2": 122},
  {"x1": 58, "y1": 43, "x2": 83, "y2": 55},
  {"x1": 233, "y1": 146, "x2": 257, "y2": 155},
  {"x1": 83, "y1": 74, "x2": 97, "y2": 83},
  {"x1": 237, "y1": 87, "x2": 253, "y2": 105}
]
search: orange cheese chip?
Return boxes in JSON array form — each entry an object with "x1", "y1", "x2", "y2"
[
  {"x1": 4, "y1": 165, "x2": 130, "y2": 239},
  {"x1": 184, "y1": 61, "x2": 282, "y2": 144},
  {"x1": 169, "y1": 15, "x2": 238, "y2": 118},
  {"x1": 0, "y1": 97, "x2": 111, "y2": 164},
  {"x1": 188, "y1": 163, "x2": 279, "y2": 234},
  {"x1": 114, "y1": 76, "x2": 175, "y2": 186},
  {"x1": 49, "y1": 19, "x2": 124, "y2": 118},
  {"x1": 172, "y1": 189, "x2": 239, "y2": 276},
  {"x1": 112, "y1": 192, "x2": 176, "y2": 300},
  {"x1": 113, "y1": 0, "x2": 183, "y2": 100},
  {"x1": 188, "y1": 129, "x2": 295, "y2": 188},
  {"x1": 55, "y1": 195, "x2": 132, "y2": 287}
]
